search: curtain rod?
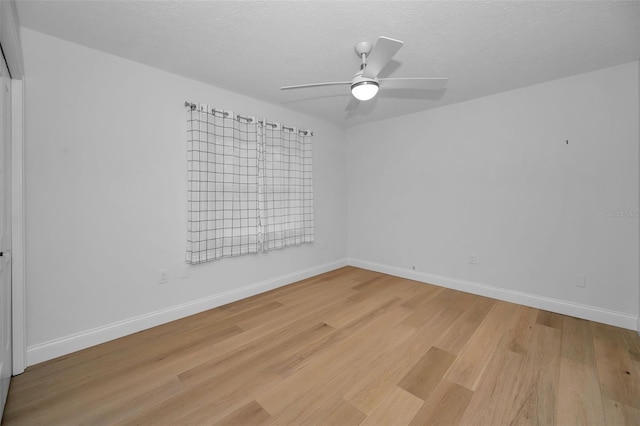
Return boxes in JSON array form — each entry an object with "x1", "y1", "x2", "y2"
[{"x1": 185, "y1": 101, "x2": 314, "y2": 136}]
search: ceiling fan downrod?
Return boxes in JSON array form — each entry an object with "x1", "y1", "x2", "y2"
[{"x1": 354, "y1": 41, "x2": 373, "y2": 71}]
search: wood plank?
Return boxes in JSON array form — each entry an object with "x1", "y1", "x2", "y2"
[
  {"x1": 400, "y1": 284, "x2": 446, "y2": 311},
  {"x1": 409, "y1": 380, "x2": 473, "y2": 426},
  {"x1": 208, "y1": 400, "x2": 270, "y2": 426},
  {"x1": 343, "y1": 306, "x2": 463, "y2": 415},
  {"x1": 556, "y1": 316, "x2": 606, "y2": 425},
  {"x1": 359, "y1": 386, "x2": 424, "y2": 426},
  {"x1": 434, "y1": 295, "x2": 496, "y2": 356},
  {"x1": 398, "y1": 346, "x2": 456, "y2": 401},
  {"x1": 78, "y1": 377, "x2": 185, "y2": 426},
  {"x1": 255, "y1": 304, "x2": 413, "y2": 415},
  {"x1": 458, "y1": 347, "x2": 526, "y2": 425},
  {"x1": 178, "y1": 322, "x2": 336, "y2": 389},
  {"x1": 535, "y1": 309, "x2": 564, "y2": 330},
  {"x1": 591, "y1": 322, "x2": 640, "y2": 409},
  {"x1": 498, "y1": 305, "x2": 538, "y2": 355},
  {"x1": 598, "y1": 399, "x2": 640, "y2": 426},
  {"x1": 124, "y1": 370, "x2": 281, "y2": 425},
  {"x1": 209, "y1": 285, "x2": 352, "y2": 355},
  {"x1": 261, "y1": 321, "x2": 417, "y2": 424},
  {"x1": 300, "y1": 397, "x2": 366, "y2": 426},
  {"x1": 269, "y1": 297, "x2": 406, "y2": 379},
  {"x1": 507, "y1": 324, "x2": 562, "y2": 424},
  {"x1": 395, "y1": 279, "x2": 437, "y2": 301},
  {"x1": 444, "y1": 301, "x2": 520, "y2": 390},
  {"x1": 401, "y1": 288, "x2": 458, "y2": 328},
  {"x1": 322, "y1": 280, "x2": 410, "y2": 328},
  {"x1": 620, "y1": 328, "x2": 640, "y2": 364},
  {"x1": 457, "y1": 318, "x2": 561, "y2": 424}
]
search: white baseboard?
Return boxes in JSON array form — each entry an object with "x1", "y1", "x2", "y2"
[
  {"x1": 26, "y1": 259, "x2": 348, "y2": 366},
  {"x1": 347, "y1": 258, "x2": 639, "y2": 331}
]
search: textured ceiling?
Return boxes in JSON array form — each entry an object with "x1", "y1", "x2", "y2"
[{"x1": 16, "y1": 1, "x2": 640, "y2": 127}]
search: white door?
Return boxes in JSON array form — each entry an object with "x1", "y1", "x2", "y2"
[{"x1": 0, "y1": 51, "x2": 12, "y2": 418}]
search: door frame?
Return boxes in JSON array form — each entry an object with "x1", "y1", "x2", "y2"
[
  {"x1": 11, "y1": 79, "x2": 24, "y2": 374},
  {"x1": 1, "y1": 0, "x2": 26, "y2": 374}
]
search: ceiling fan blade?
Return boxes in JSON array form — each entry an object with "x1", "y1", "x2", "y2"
[
  {"x1": 379, "y1": 77, "x2": 448, "y2": 90},
  {"x1": 281, "y1": 81, "x2": 351, "y2": 90},
  {"x1": 362, "y1": 36, "x2": 404, "y2": 78},
  {"x1": 345, "y1": 97, "x2": 360, "y2": 111}
]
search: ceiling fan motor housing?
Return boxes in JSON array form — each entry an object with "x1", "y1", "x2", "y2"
[
  {"x1": 351, "y1": 73, "x2": 378, "y2": 87},
  {"x1": 351, "y1": 74, "x2": 379, "y2": 101}
]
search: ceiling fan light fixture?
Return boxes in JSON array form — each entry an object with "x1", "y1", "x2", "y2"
[
  {"x1": 351, "y1": 80, "x2": 379, "y2": 101},
  {"x1": 280, "y1": 36, "x2": 449, "y2": 110}
]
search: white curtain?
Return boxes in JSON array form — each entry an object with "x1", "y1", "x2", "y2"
[
  {"x1": 186, "y1": 104, "x2": 314, "y2": 264},
  {"x1": 259, "y1": 122, "x2": 315, "y2": 251},
  {"x1": 186, "y1": 105, "x2": 260, "y2": 263}
]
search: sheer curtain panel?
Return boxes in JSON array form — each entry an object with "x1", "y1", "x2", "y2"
[
  {"x1": 260, "y1": 122, "x2": 314, "y2": 251},
  {"x1": 186, "y1": 105, "x2": 260, "y2": 264}
]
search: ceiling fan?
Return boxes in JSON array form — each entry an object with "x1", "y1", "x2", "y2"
[{"x1": 281, "y1": 36, "x2": 448, "y2": 109}]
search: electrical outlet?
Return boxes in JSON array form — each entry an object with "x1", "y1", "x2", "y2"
[
  {"x1": 158, "y1": 269, "x2": 169, "y2": 284},
  {"x1": 576, "y1": 275, "x2": 586, "y2": 288},
  {"x1": 469, "y1": 254, "x2": 477, "y2": 265}
]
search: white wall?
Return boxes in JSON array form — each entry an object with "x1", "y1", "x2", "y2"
[
  {"x1": 22, "y1": 29, "x2": 348, "y2": 364},
  {"x1": 347, "y1": 62, "x2": 640, "y2": 329}
]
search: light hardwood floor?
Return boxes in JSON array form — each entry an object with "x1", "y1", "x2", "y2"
[{"x1": 3, "y1": 267, "x2": 640, "y2": 425}]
